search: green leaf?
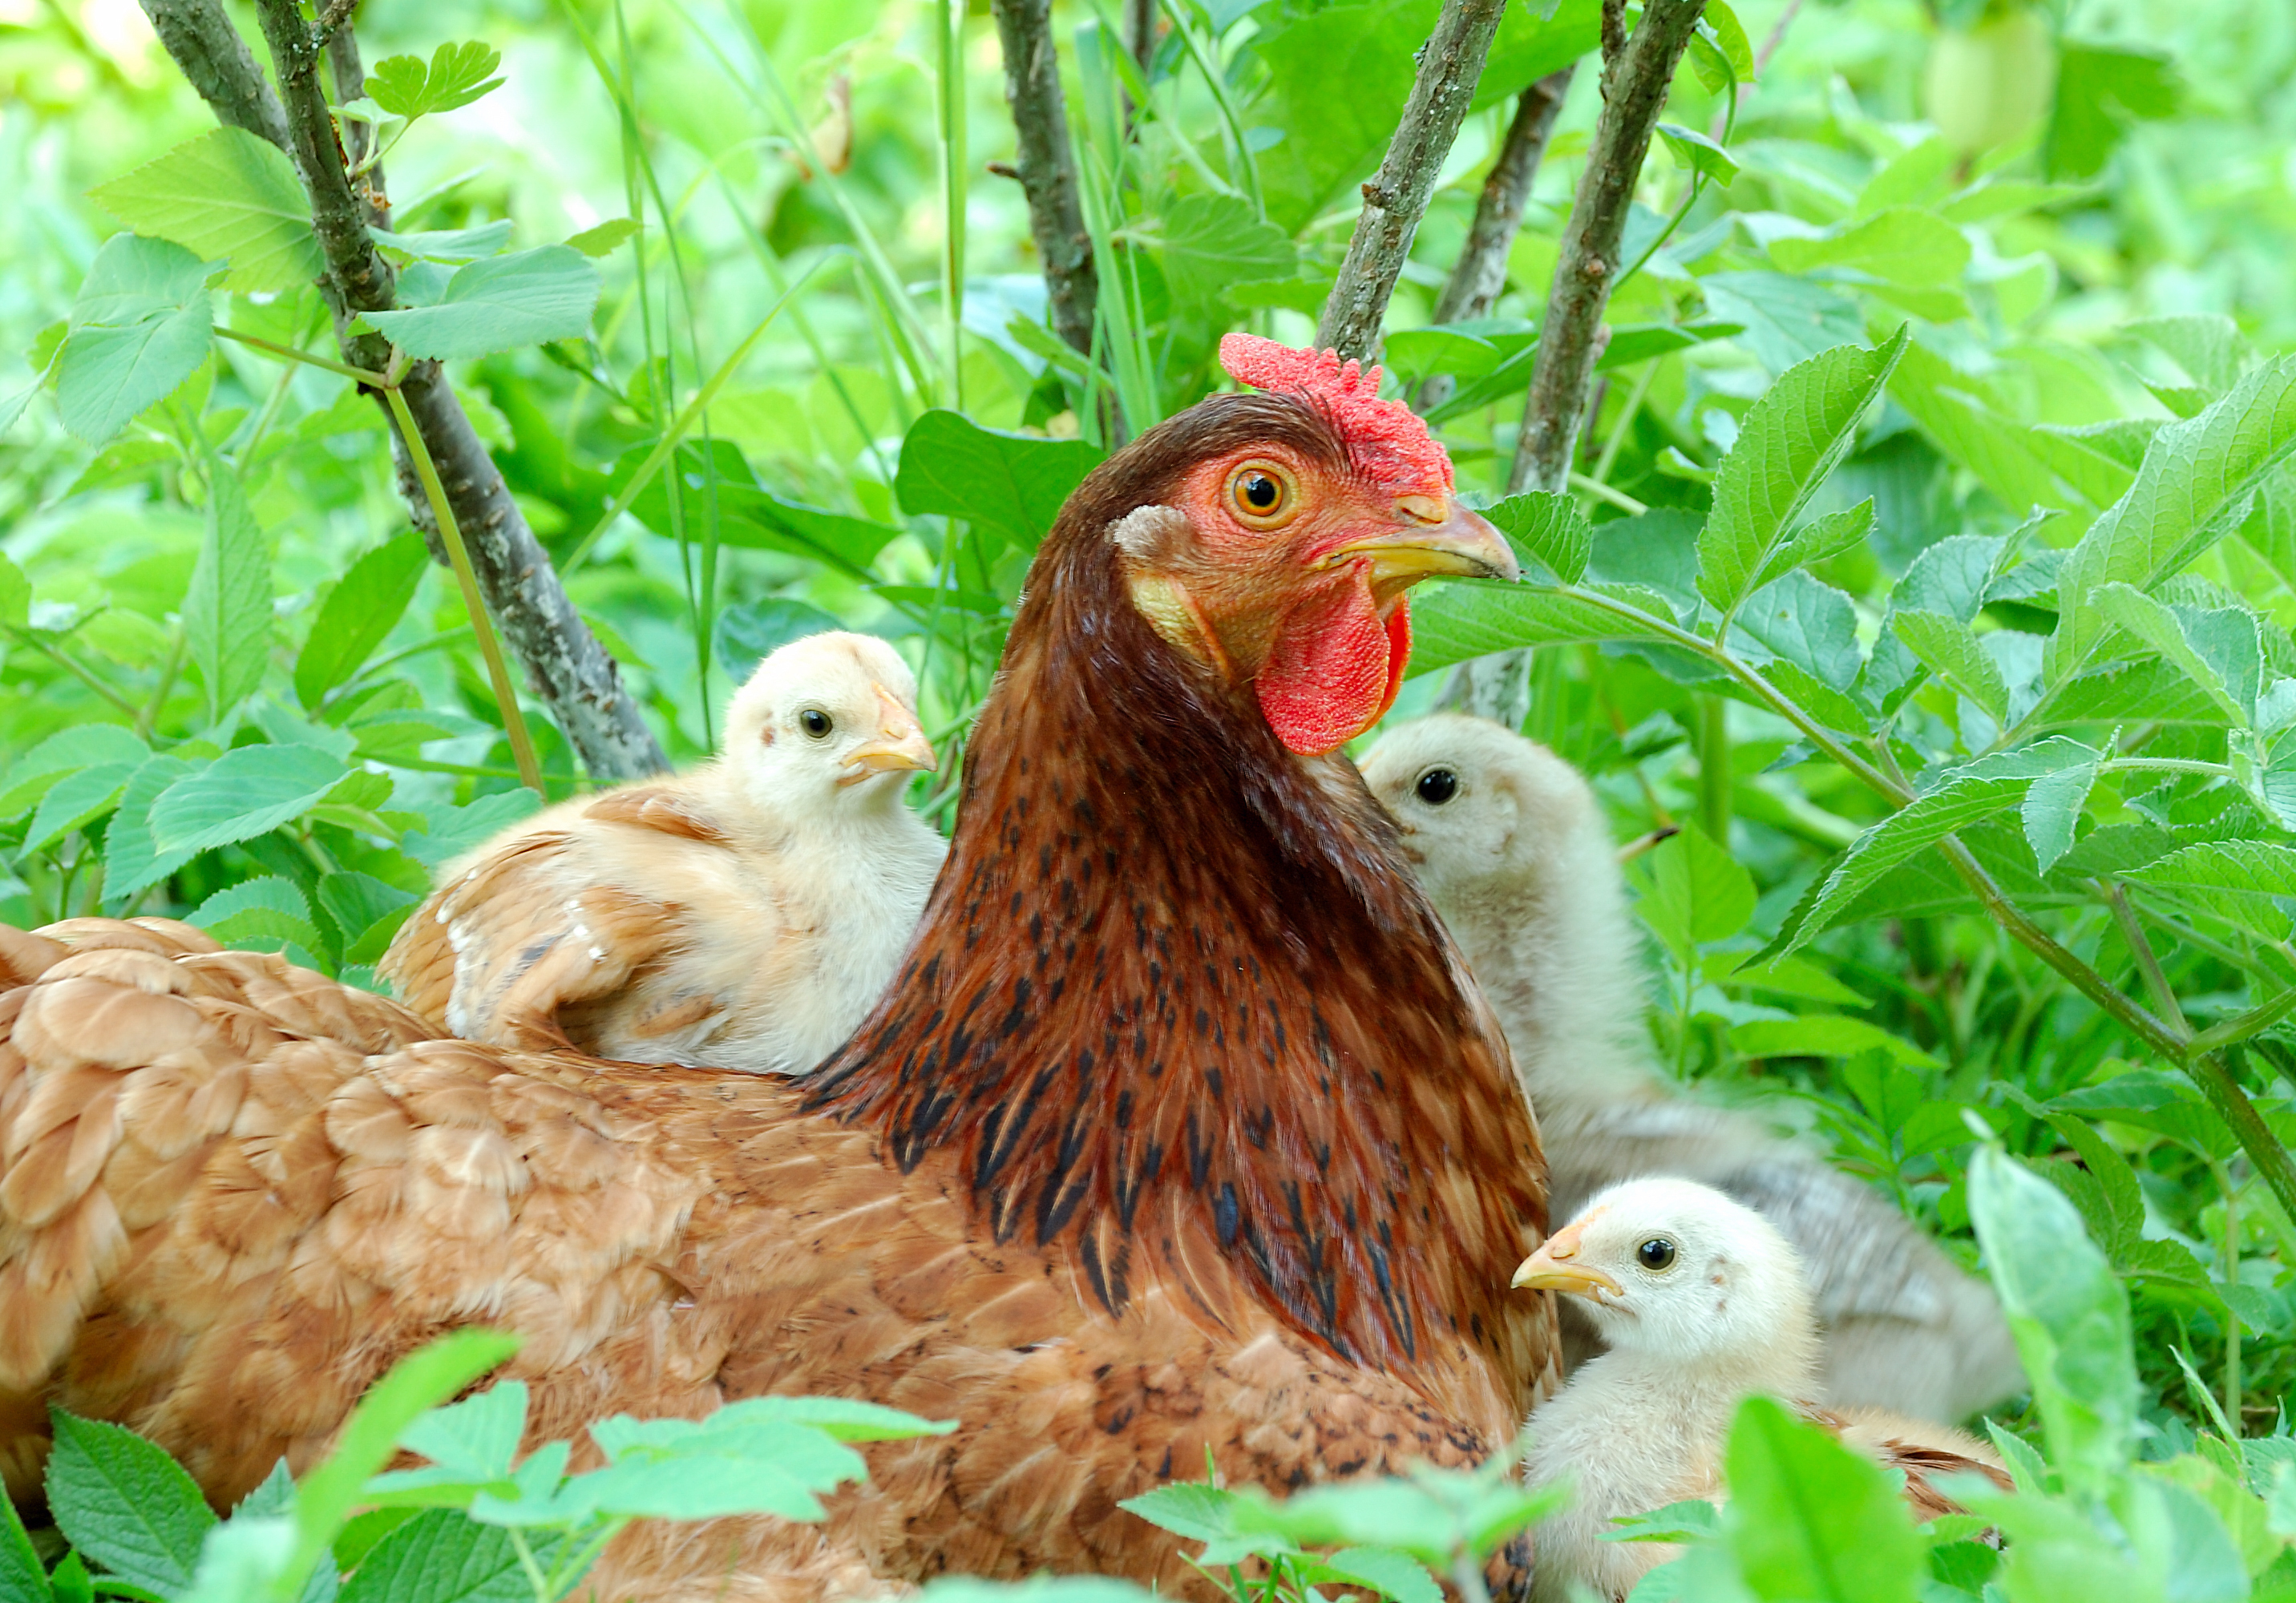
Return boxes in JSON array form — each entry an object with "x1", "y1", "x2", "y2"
[
  {"x1": 191, "y1": 876, "x2": 323, "y2": 954},
  {"x1": 1157, "y1": 194, "x2": 1296, "y2": 308},
  {"x1": 1636, "y1": 824, "x2": 1756, "y2": 963},
  {"x1": 1486, "y1": 491, "x2": 1592, "y2": 584},
  {"x1": 2047, "y1": 357, "x2": 2296, "y2": 685},
  {"x1": 1595, "y1": 318, "x2": 1745, "y2": 371},
  {"x1": 0, "y1": 551, "x2": 29, "y2": 632},
  {"x1": 689, "y1": 1395, "x2": 956, "y2": 1444},
  {"x1": 1759, "y1": 657, "x2": 1871, "y2": 735},
  {"x1": 336, "y1": 1510, "x2": 572, "y2": 1603},
  {"x1": 1702, "y1": 0, "x2": 1755, "y2": 79},
  {"x1": 99, "y1": 755, "x2": 200, "y2": 904},
  {"x1": 364, "y1": 42, "x2": 506, "y2": 119},
  {"x1": 22, "y1": 760, "x2": 139, "y2": 854},
  {"x1": 185, "y1": 450, "x2": 274, "y2": 724},
  {"x1": 293, "y1": 534, "x2": 428, "y2": 709},
  {"x1": 895, "y1": 410, "x2": 1105, "y2": 551},
  {"x1": 361, "y1": 248, "x2": 599, "y2": 361},
  {"x1": 1405, "y1": 582, "x2": 1674, "y2": 675},
  {"x1": 1891, "y1": 608, "x2": 2010, "y2": 718},
  {"x1": 1698, "y1": 329, "x2": 1909, "y2": 617},
  {"x1": 2131, "y1": 315, "x2": 2249, "y2": 397},
  {"x1": 2125, "y1": 841, "x2": 2296, "y2": 941},
  {"x1": 1307, "y1": 1548, "x2": 1442, "y2": 1603},
  {"x1": 0, "y1": 1488, "x2": 49, "y2": 1603},
  {"x1": 369, "y1": 222, "x2": 513, "y2": 265},
  {"x1": 1777, "y1": 739, "x2": 2100, "y2": 955},
  {"x1": 1769, "y1": 207, "x2": 1971, "y2": 288},
  {"x1": 2088, "y1": 583, "x2": 2250, "y2": 725},
  {"x1": 87, "y1": 128, "x2": 322, "y2": 295},
  {"x1": 45, "y1": 1410, "x2": 218, "y2": 1598},
  {"x1": 1699, "y1": 271, "x2": 1865, "y2": 373},
  {"x1": 1732, "y1": 571, "x2": 1863, "y2": 691},
  {"x1": 0, "y1": 724, "x2": 150, "y2": 821},
  {"x1": 2021, "y1": 761, "x2": 2098, "y2": 874},
  {"x1": 399, "y1": 789, "x2": 541, "y2": 868},
  {"x1": 716, "y1": 596, "x2": 843, "y2": 680},
  {"x1": 1744, "y1": 499, "x2": 1874, "y2": 597},
  {"x1": 564, "y1": 217, "x2": 640, "y2": 257},
  {"x1": 1967, "y1": 1145, "x2": 2137, "y2": 1498},
  {"x1": 1723, "y1": 1396, "x2": 1921, "y2": 1603},
  {"x1": 1730, "y1": 1015, "x2": 1941, "y2": 1068},
  {"x1": 317, "y1": 872, "x2": 419, "y2": 966},
  {"x1": 2044, "y1": 43, "x2": 2179, "y2": 180},
  {"x1": 1657, "y1": 123, "x2": 1740, "y2": 186},
  {"x1": 56, "y1": 234, "x2": 213, "y2": 445},
  {"x1": 148, "y1": 743, "x2": 350, "y2": 856}
]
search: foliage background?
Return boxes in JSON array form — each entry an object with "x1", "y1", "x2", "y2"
[{"x1": 7, "y1": 0, "x2": 2296, "y2": 1596}]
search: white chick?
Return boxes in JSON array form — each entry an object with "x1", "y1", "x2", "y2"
[
  {"x1": 1513, "y1": 1177, "x2": 2011, "y2": 1603},
  {"x1": 1359, "y1": 714, "x2": 2023, "y2": 1422},
  {"x1": 382, "y1": 630, "x2": 947, "y2": 1072}
]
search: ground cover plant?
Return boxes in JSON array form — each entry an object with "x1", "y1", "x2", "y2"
[{"x1": 3, "y1": 0, "x2": 2296, "y2": 1595}]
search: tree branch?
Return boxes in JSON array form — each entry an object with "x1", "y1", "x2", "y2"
[
  {"x1": 1510, "y1": 0, "x2": 1704, "y2": 495},
  {"x1": 989, "y1": 0, "x2": 1098, "y2": 358},
  {"x1": 1314, "y1": 0, "x2": 1510, "y2": 362},
  {"x1": 1417, "y1": 67, "x2": 1574, "y2": 410},
  {"x1": 144, "y1": 0, "x2": 668, "y2": 781},
  {"x1": 319, "y1": 2, "x2": 390, "y2": 229}
]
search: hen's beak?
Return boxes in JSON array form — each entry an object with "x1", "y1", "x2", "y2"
[
  {"x1": 839, "y1": 685, "x2": 937, "y2": 787},
  {"x1": 1510, "y1": 1220, "x2": 1623, "y2": 1299},
  {"x1": 1328, "y1": 495, "x2": 1518, "y2": 599}
]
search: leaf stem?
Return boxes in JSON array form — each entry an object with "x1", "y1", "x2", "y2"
[
  {"x1": 2189, "y1": 1048, "x2": 2296, "y2": 1241},
  {"x1": 2, "y1": 624, "x2": 143, "y2": 716},
  {"x1": 1566, "y1": 471, "x2": 1649, "y2": 515},
  {"x1": 2191, "y1": 988, "x2": 2296, "y2": 1055},
  {"x1": 381, "y1": 382, "x2": 545, "y2": 796},
  {"x1": 212, "y1": 324, "x2": 387, "y2": 386},
  {"x1": 2103, "y1": 878, "x2": 2190, "y2": 1033}
]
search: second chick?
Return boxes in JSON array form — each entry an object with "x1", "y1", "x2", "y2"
[{"x1": 382, "y1": 630, "x2": 947, "y2": 1072}]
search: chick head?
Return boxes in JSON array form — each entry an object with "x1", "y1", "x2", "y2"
[
  {"x1": 1357, "y1": 714, "x2": 1601, "y2": 904},
  {"x1": 721, "y1": 632, "x2": 936, "y2": 810},
  {"x1": 1510, "y1": 1177, "x2": 1817, "y2": 1373}
]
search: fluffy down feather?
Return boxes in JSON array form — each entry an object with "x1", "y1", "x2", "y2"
[
  {"x1": 1360, "y1": 715, "x2": 2023, "y2": 1422},
  {"x1": 382, "y1": 632, "x2": 944, "y2": 1073}
]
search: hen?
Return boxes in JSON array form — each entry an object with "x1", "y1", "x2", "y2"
[
  {"x1": 1360, "y1": 715, "x2": 2022, "y2": 1423},
  {"x1": 1511, "y1": 1178, "x2": 2011, "y2": 1603},
  {"x1": 381, "y1": 631, "x2": 944, "y2": 1072},
  {"x1": 0, "y1": 337, "x2": 1552, "y2": 1601}
]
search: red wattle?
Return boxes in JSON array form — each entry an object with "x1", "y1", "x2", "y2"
[{"x1": 1255, "y1": 567, "x2": 1409, "y2": 756}]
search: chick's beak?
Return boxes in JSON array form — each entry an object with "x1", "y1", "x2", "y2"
[
  {"x1": 1328, "y1": 495, "x2": 1518, "y2": 600},
  {"x1": 839, "y1": 684, "x2": 937, "y2": 787},
  {"x1": 1510, "y1": 1220, "x2": 1623, "y2": 1300}
]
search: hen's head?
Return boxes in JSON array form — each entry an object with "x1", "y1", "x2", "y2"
[
  {"x1": 719, "y1": 631, "x2": 935, "y2": 810},
  {"x1": 1064, "y1": 336, "x2": 1515, "y2": 756}
]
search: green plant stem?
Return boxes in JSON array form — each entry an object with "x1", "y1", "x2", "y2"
[
  {"x1": 381, "y1": 382, "x2": 544, "y2": 797},
  {"x1": 2213, "y1": 1155, "x2": 2241, "y2": 1431},
  {"x1": 3, "y1": 624, "x2": 142, "y2": 716},
  {"x1": 2104, "y1": 879, "x2": 2190, "y2": 1032},
  {"x1": 1591, "y1": 360, "x2": 1657, "y2": 487},
  {"x1": 1696, "y1": 695, "x2": 1731, "y2": 844},
  {"x1": 2191, "y1": 987, "x2": 2296, "y2": 1054},
  {"x1": 1158, "y1": 0, "x2": 1263, "y2": 215},
  {"x1": 213, "y1": 324, "x2": 386, "y2": 386},
  {"x1": 940, "y1": 0, "x2": 966, "y2": 407},
  {"x1": 2189, "y1": 1047, "x2": 2296, "y2": 1236},
  {"x1": 506, "y1": 1527, "x2": 553, "y2": 1602},
  {"x1": 1567, "y1": 471, "x2": 1649, "y2": 514},
  {"x1": 137, "y1": 625, "x2": 188, "y2": 737}
]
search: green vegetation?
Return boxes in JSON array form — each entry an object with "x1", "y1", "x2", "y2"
[{"x1": 6, "y1": 0, "x2": 2296, "y2": 1595}]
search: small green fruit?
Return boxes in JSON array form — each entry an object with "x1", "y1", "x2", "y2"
[{"x1": 1923, "y1": 9, "x2": 2057, "y2": 155}]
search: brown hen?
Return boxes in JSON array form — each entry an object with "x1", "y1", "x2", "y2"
[{"x1": 0, "y1": 337, "x2": 1554, "y2": 1601}]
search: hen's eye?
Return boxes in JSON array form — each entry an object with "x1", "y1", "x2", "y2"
[
  {"x1": 1636, "y1": 1238, "x2": 1677, "y2": 1271},
  {"x1": 799, "y1": 709, "x2": 834, "y2": 739},
  {"x1": 1415, "y1": 767, "x2": 1459, "y2": 806},
  {"x1": 1225, "y1": 462, "x2": 1297, "y2": 528}
]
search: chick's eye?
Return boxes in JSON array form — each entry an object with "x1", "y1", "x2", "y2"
[
  {"x1": 1225, "y1": 462, "x2": 1296, "y2": 527},
  {"x1": 799, "y1": 709, "x2": 834, "y2": 739},
  {"x1": 1415, "y1": 767, "x2": 1458, "y2": 806},
  {"x1": 1636, "y1": 1238, "x2": 1677, "y2": 1271}
]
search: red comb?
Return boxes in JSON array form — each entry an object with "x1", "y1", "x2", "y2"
[{"x1": 1218, "y1": 333, "x2": 1453, "y2": 492}]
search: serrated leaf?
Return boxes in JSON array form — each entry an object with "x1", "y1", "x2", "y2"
[
  {"x1": 895, "y1": 410, "x2": 1105, "y2": 551},
  {"x1": 185, "y1": 450, "x2": 273, "y2": 723},
  {"x1": 2125, "y1": 841, "x2": 2296, "y2": 941},
  {"x1": 99, "y1": 755, "x2": 200, "y2": 903},
  {"x1": 1892, "y1": 608, "x2": 2009, "y2": 718},
  {"x1": 191, "y1": 876, "x2": 321, "y2": 955},
  {"x1": 2131, "y1": 314, "x2": 2248, "y2": 397},
  {"x1": 1724, "y1": 1396, "x2": 1920, "y2": 1603},
  {"x1": 1729, "y1": 1015, "x2": 1939, "y2": 1068},
  {"x1": 717, "y1": 596, "x2": 844, "y2": 680},
  {"x1": 1157, "y1": 194, "x2": 1296, "y2": 308},
  {"x1": 88, "y1": 128, "x2": 322, "y2": 295},
  {"x1": 0, "y1": 1479, "x2": 49, "y2": 1603},
  {"x1": 368, "y1": 222, "x2": 512, "y2": 264},
  {"x1": 1701, "y1": 271, "x2": 1866, "y2": 373},
  {"x1": 0, "y1": 724, "x2": 150, "y2": 821},
  {"x1": 1636, "y1": 825, "x2": 1756, "y2": 963},
  {"x1": 2021, "y1": 761, "x2": 2098, "y2": 873},
  {"x1": 1758, "y1": 657, "x2": 1870, "y2": 734},
  {"x1": 564, "y1": 218, "x2": 640, "y2": 257},
  {"x1": 46, "y1": 1411, "x2": 217, "y2": 1598},
  {"x1": 1657, "y1": 123, "x2": 1739, "y2": 186},
  {"x1": 1486, "y1": 491, "x2": 1592, "y2": 583},
  {"x1": 1732, "y1": 571, "x2": 1862, "y2": 691},
  {"x1": 148, "y1": 743, "x2": 350, "y2": 856},
  {"x1": 2088, "y1": 582, "x2": 2250, "y2": 726},
  {"x1": 1698, "y1": 329, "x2": 1909, "y2": 616},
  {"x1": 1308, "y1": 1548, "x2": 1442, "y2": 1603},
  {"x1": 1405, "y1": 581, "x2": 1674, "y2": 675},
  {"x1": 1769, "y1": 206, "x2": 1971, "y2": 288},
  {"x1": 396, "y1": 1383, "x2": 528, "y2": 1484},
  {"x1": 336, "y1": 1510, "x2": 573, "y2": 1603},
  {"x1": 1745, "y1": 498, "x2": 1874, "y2": 596},
  {"x1": 2047, "y1": 357, "x2": 2296, "y2": 686},
  {"x1": 361, "y1": 248, "x2": 599, "y2": 361},
  {"x1": 399, "y1": 789, "x2": 541, "y2": 867},
  {"x1": 317, "y1": 872, "x2": 419, "y2": 965},
  {"x1": 364, "y1": 42, "x2": 505, "y2": 119},
  {"x1": 56, "y1": 234, "x2": 213, "y2": 445},
  {"x1": 294, "y1": 533, "x2": 428, "y2": 708}
]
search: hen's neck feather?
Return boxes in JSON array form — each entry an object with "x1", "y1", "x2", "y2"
[{"x1": 805, "y1": 398, "x2": 1548, "y2": 1400}]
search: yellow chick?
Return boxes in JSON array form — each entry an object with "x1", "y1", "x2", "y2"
[
  {"x1": 1360, "y1": 714, "x2": 2021, "y2": 1422},
  {"x1": 1513, "y1": 1177, "x2": 2011, "y2": 1603},
  {"x1": 382, "y1": 630, "x2": 946, "y2": 1072}
]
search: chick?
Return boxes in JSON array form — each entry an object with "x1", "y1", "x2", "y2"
[
  {"x1": 382, "y1": 631, "x2": 946, "y2": 1072},
  {"x1": 1359, "y1": 714, "x2": 2023, "y2": 1422},
  {"x1": 1512, "y1": 1177, "x2": 2011, "y2": 1603}
]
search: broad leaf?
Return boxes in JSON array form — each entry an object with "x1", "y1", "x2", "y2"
[
  {"x1": 317, "y1": 872, "x2": 420, "y2": 965},
  {"x1": 718, "y1": 596, "x2": 843, "y2": 679},
  {"x1": 399, "y1": 789, "x2": 543, "y2": 867},
  {"x1": 22, "y1": 759, "x2": 138, "y2": 854},
  {"x1": 100, "y1": 755, "x2": 200, "y2": 903},
  {"x1": 1699, "y1": 271, "x2": 1864, "y2": 373},
  {"x1": 1636, "y1": 825, "x2": 1756, "y2": 963},
  {"x1": 148, "y1": 743, "x2": 350, "y2": 856},
  {"x1": 46, "y1": 1410, "x2": 218, "y2": 1598},
  {"x1": 0, "y1": 1493, "x2": 46, "y2": 1603},
  {"x1": 185, "y1": 450, "x2": 274, "y2": 723},
  {"x1": 1768, "y1": 206, "x2": 1971, "y2": 287},
  {"x1": 2124, "y1": 840, "x2": 2296, "y2": 941},
  {"x1": 56, "y1": 233, "x2": 213, "y2": 444},
  {"x1": 88, "y1": 128, "x2": 322, "y2": 295},
  {"x1": 1157, "y1": 194, "x2": 1295, "y2": 307},
  {"x1": 1731, "y1": 571, "x2": 1863, "y2": 691},
  {"x1": 2131, "y1": 314, "x2": 2248, "y2": 396},
  {"x1": 1724, "y1": 1396, "x2": 1921, "y2": 1603},
  {"x1": 1486, "y1": 491, "x2": 1592, "y2": 584},
  {"x1": 294, "y1": 533, "x2": 429, "y2": 708},
  {"x1": 2022, "y1": 761, "x2": 2099, "y2": 873},
  {"x1": 1744, "y1": 498, "x2": 1874, "y2": 596},
  {"x1": 1698, "y1": 329, "x2": 1909, "y2": 617},
  {"x1": 895, "y1": 410, "x2": 1104, "y2": 551},
  {"x1": 364, "y1": 42, "x2": 505, "y2": 118},
  {"x1": 1657, "y1": 123, "x2": 1739, "y2": 187},
  {"x1": 2044, "y1": 43, "x2": 2178, "y2": 180},
  {"x1": 1730, "y1": 1015, "x2": 1940, "y2": 1068},
  {"x1": 336, "y1": 1510, "x2": 574, "y2": 1603},
  {"x1": 2089, "y1": 583, "x2": 2250, "y2": 725},
  {"x1": 1405, "y1": 582, "x2": 1672, "y2": 676},
  {"x1": 1892, "y1": 608, "x2": 2009, "y2": 718},
  {"x1": 362, "y1": 248, "x2": 599, "y2": 361},
  {"x1": 191, "y1": 876, "x2": 324, "y2": 955}
]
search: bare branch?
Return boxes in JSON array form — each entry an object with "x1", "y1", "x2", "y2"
[
  {"x1": 151, "y1": 0, "x2": 667, "y2": 779},
  {"x1": 1314, "y1": 0, "x2": 1509, "y2": 362},
  {"x1": 134, "y1": 0, "x2": 292, "y2": 150},
  {"x1": 988, "y1": 0, "x2": 1099, "y2": 358},
  {"x1": 1510, "y1": 0, "x2": 1704, "y2": 495},
  {"x1": 1415, "y1": 66, "x2": 1574, "y2": 410}
]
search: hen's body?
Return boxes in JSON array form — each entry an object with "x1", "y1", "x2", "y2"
[{"x1": 0, "y1": 382, "x2": 1553, "y2": 1599}]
